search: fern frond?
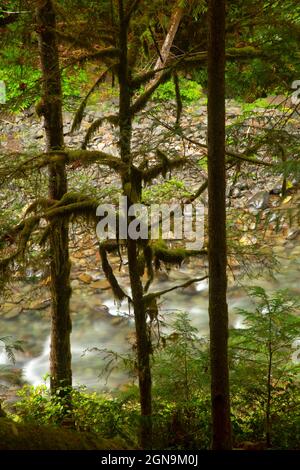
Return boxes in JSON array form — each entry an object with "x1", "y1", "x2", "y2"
[{"x1": 0, "y1": 337, "x2": 24, "y2": 365}]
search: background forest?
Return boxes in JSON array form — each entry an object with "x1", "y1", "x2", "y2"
[{"x1": 0, "y1": 0, "x2": 300, "y2": 451}]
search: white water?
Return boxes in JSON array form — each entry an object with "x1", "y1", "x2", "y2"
[
  {"x1": 0, "y1": 350, "x2": 9, "y2": 365},
  {"x1": 23, "y1": 334, "x2": 107, "y2": 387},
  {"x1": 23, "y1": 336, "x2": 51, "y2": 386}
]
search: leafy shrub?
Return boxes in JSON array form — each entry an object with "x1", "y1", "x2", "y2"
[
  {"x1": 0, "y1": 63, "x2": 88, "y2": 111},
  {"x1": 142, "y1": 178, "x2": 191, "y2": 203},
  {"x1": 12, "y1": 384, "x2": 139, "y2": 445},
  {"x1": 153, "y1": 78, "x2": 202, "y2": 103}
]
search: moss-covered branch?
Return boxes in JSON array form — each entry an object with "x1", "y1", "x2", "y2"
[
  {"x1": 0, "y1": 149, "x2": 128, "y2": 182},
  {"x1": 181, "y1": 46, "x2": 263, "y2": 66},
  {"x1": 71, "y1": 68, "x2": 111, "y2": 133},
  {"x1": 130, "y1": 70, "x2": 171, "y2": 117},
  {"x1": 141, "y1": 149, "x2": 187, "y2": 183},
  {"x1": 0, "y1": 193, "x2": 100, "y2": 273},
  {"x1": 67, "y1": 47, "x2": 120, "y2": 67},
  {"x1": 0, "y1": 216, "x2": 39, "y2": 288},
  {"x1": 81, "y1": 115, "x2": 119, "y2": 149},
  {"x1": 99, "y1": 241, "x2": 130, "y2": 302},
  {"x1": 152, "y1": 241, "x2": 207, "y2": 266},
  {"x1": 65, "y1": 150, "x2": 127, "y2": 172}
]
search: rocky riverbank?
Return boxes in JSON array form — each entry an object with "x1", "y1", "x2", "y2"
[{"x1": 1, "y1": 96, "x2": 300, "y2": 398}]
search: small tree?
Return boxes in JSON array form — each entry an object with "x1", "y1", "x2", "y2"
[
  {"x1": 151, "y1": 312, "x2": 210, "y2": 448},
  {"x1": 230, "y1": 287, "x2": 300, "y2": 447},
  {"x1": 152, "y1": 312, "x2": 209, "y2": 403}
]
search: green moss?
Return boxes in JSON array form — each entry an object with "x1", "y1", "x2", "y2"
[
  {"x1": 0, "y1": 418, "x2": 129, "y2": 450},
  {"x1": 152, "y1": 241, "x2": 187, "y2": 265}
]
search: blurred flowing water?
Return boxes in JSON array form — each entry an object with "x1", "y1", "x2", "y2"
[{"x1": 1, "y1": 242, "x2": 299, "y2": 393}]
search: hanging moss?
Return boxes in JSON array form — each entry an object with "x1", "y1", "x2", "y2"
[
  {"x1": 137, "y1": 251, "x2": 145, "y2": 277},
  {"x1": 25, "y1": 198, "x2": 56, "y2": 216},
  {"x1": 146, "y1": 296, "x2": 159, "y2": 324},
  {"x1": 18, "y1": 218, "x2": 39, "y2": 254},
  {"x1": 143, "y1": 244, "x2": 154, "y2": 292},
  {"x1": 99, "y1": 241, "x2": 128, "y2": 301},
  {"x1": 39, "y1": 224, "x2": 52, "y2": 246},
  {"x1": 82, "y1": 116, "x2": 119, "y2": 149},
  {"x1": 0, "y1": 194, "x2": 101, "y2": 291}
]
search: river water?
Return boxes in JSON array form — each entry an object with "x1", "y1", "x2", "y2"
[{"x1": 0, "y1": 239, "x2": 299, "y2": 393}]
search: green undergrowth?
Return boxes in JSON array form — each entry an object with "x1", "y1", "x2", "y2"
[{"x1": 4, "y1": 297, "x2": 300, "y2": 450}]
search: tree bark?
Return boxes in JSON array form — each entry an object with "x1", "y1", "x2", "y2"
[
  {"x1": 207, "y1": 0, "x2": 232, "y2": 450},
  {"x1": 153, "y1": 5, "x2": 183, "y2": 71},
  {"x1": 118, "y1": 0, "x2": 152, "y2": 449},
  {"x1": 147, "y1": 4, "x2": 183, "y2": 90},
  {"x1": 36, "y1": 0, "x2": 72, "y2": 393},
  {"x1": 266, "y1": 313, "x2": 273, "y2": 447}
]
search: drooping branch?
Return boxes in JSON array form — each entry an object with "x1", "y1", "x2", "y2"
[
  {"x1": 148, "y1": 115, "x2": 273, "y2": 167},
  {"x1": 67, "y1": 47, "x2": 120, "y2": 67},
  {"x1": 82, "y1": 115, "x2": 119, "y2": 149},
  {"x1": 0, "y1": 192, "x2": 100, "y2": 249},
  {"x1": 130, "y1": 69, "x2": 171, "y2": 117},
  {"x1": 71, "y1": 68, "x2": 111, "y2": 132},
  {"x1": 141, "y1": 149, "x2": 187, "y2": 183},
  {"x1": 0, "y1": 149, "x2": 128, "y2": 182},
  {"x1": 64, "y1": 150, "x2": 127, "y2": 172},
  {"x1": 24, "y1": 198, "x2": 56, "y2": 217},
  {"x1": 143, "y1": 275, "x2": 208, "y2": 304},
  {"x1": 0, "y1": 216, "x2": 40, "y2": 288},
  {"x1": 0, "y1": 191, "x2": 103, "y2": 289},
  {"x1": 99, "y1": 241, "x2": 130, "y2": 302}
]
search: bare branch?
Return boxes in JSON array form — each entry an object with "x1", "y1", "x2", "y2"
[{"x1": 143, "y1": 276, "x2": 208, "y2": 303}]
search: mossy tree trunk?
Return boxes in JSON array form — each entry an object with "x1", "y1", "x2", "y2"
[
  {"x1": 207, "y1": 0, "x2": 232, "y2": 450},
  {"x1": 36, "y1": 0, "x2": 72, "y2": 393},
  {"x1": 118, "y1": 0, "x2": 152, "y2": 449}
]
